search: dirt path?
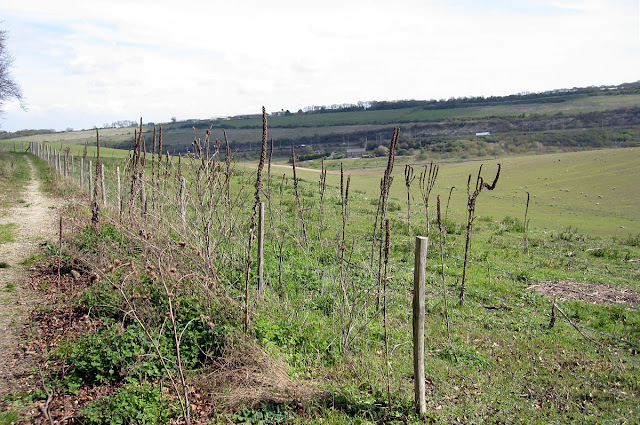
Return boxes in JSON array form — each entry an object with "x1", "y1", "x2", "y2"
[{"x1": 0, "y1": 158, "x2": 62, "y2": 396}]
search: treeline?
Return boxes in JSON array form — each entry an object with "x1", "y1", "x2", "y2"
[
  {"x1": 383, "y1": 127, "x2": 640, "y2": 158},
  {"x1": 297, "y1": 81, "x2": 640, "y2": 115},
  {"x1": 0, "y1": 129, "x2": 55, "y2": 139}
]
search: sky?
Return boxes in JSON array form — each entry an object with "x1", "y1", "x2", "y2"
[{"x1": 0, "y1": 0, "x2": 639, "y2": 132}]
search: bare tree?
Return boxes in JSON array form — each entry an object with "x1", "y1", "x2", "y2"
[{"x1": 0, "y1": 28, "x2": 24, "y2": 120}]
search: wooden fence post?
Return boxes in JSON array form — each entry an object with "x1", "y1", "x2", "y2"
[
  {"x1": 413, "y1": 236, "x2": 428, "y2": 415},
  {"x1": 258, "y1": 202, "x2": 265, "y2": 298},
  {"x1": 180, "y1": 177, "x2": 186, "y2": 231},
  {"x1": 117, "y1": 166, "x2": 121, "y2": 217},
  {"x1": 80, "y1": 157, "x2": 84, "y2": 190},
  {"x1": 101, "y1": 163, "x2": 107, "y2": 207},
  {"x1": 89, "y1": 161, "x2": 93, "y2": 202}
]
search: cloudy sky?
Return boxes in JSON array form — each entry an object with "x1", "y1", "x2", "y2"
[{"x1": 1, "y1": 0, "x2": 638, "y2": 132}]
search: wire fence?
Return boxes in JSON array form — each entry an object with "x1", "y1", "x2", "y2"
[{"x1": 32, "y1": 140, "x2": 639, "y2": 423}]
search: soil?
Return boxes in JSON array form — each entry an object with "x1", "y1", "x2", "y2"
[{"x1": 0, "y1": 158, "x2": 63, "y2": 397}]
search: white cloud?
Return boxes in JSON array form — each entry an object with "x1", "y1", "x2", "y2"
[{"x1": 1, "y1": 0, "x2": 639, "y2": 131}]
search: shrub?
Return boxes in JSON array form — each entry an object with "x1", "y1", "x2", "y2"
[
  {"x1": 61, "y1": 324, "x2": 174, "y2": 391},
  {"x1": 623, "y1": 233, "x2": 640, "y2": 247},
  {"x1": 499, "y1": 216, "x2": 525, "y2": 233},
  {"x1": 79, "y1": 382, "x2": 177, "y2": 425}
]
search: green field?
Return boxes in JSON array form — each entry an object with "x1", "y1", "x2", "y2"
[
  {"x1": 187, "y1": 93, "x2": 640, "y2": 129},
  {"x1": 3, "y1": 86, "x2": 640, "y2": 424},
  {"x1": 2, "y1": 135, "x2": 638, "y2": 424},
  {"x1": 248, "y1": 147, "x2": 640, "y2": 238},
  {"x1": 3, "y1": 88, "x2": 639, "y2": 156}
]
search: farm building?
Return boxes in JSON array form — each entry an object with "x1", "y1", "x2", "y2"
[{"x1": 346, "y1": 147, "x2": 368, "y2": 158}]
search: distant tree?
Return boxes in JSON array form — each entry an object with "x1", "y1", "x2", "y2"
[
  {"x1": 299, "y1": 145, "x2": 314, "y2": 155},
  {"x1": 171, "y1": 116, "x2": 177, "y2": 123},
  {"x1": 373, "y1": 145, "x2": 389, "y2": 157},
  {"x1": 0, "y1": 28, "x2": 24, "y2": 124}
]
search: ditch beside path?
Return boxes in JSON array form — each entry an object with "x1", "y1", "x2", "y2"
[{"x1": 0, "y1": 157, "x2": 62, "y2": 397}]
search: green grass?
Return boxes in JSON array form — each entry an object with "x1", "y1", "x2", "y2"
[
  {"x1": 0, "y1": 410, "x2": 21, "y2": 425},
  {"x1": 0, "y1": 152, "x2": 30, "y2": 207},
  {"x1": 24, "y1": 138, "x2": 640, "y2": 424},
  {"x1": 0, "y1": 223, "x2": 17, "y2": 244},
  {"x1": 256, "y1": 146, "x2": 640, "y2": 237}
]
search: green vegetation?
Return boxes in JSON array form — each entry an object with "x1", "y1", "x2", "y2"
[
  {"x1": 252, "y1": 147, "x2": 640, "y2": 237},
  {"x1": 4, "y1": 104, "x2": 639, "y2": 423},
  {"x1": 78, "y1": 383, "x2": 178, "y2": 425},
  {"x1": 0, "y1": 151, "x2": 30, "y2": 207},
  {"x1": 4, "y1": 82, "x2": 640, "y2": 161},
  {"x1": 5, "y1": 89, "x2": 640, "y2": 424},
  {"x1": 0, "y1": 410, "x2": 20, "y2": 425},
  {"x1": 0, "y1": 223, "x2": 16, "y2": 244}
]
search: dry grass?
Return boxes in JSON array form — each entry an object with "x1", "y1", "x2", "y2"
[
  {"x1": 529, "y1": 279, "x2": 640, "y2": 306},
  {"x1": 195, "y1": 337, "x2": 319, "y2": 411}
]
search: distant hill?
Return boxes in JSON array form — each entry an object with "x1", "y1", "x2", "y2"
[{"x1": 7, "y1": 81, "x2": 640, "y2": 159}]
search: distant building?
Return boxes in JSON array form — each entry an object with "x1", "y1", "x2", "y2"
[
  {"x1": 475, "y1": 131, "x2": 491, "y2": 136},
  {"x1": 346, "y1": 147, "x2": 367, "y2": 158}
]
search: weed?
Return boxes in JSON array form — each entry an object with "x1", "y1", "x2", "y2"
[
  {"x1": 78, "y1": 382, "x2": 177, "y2": 425},
  {"x1": 0, "y1": 410, "x2": 20, "y2": 425},
  {"x1": 60, "y1": 323, "x2": 175, "y2": 391},
  {"x1": 0, "y1": 222, "x2": 17, "y2": 244},
  {"x1": 589, "y1": 247, "x2": 621, "y2": 260},
  {"x1": 623, "y1": 233, "x2": 640, "y2": 247},
  {"x1": 499, "y1": 216, "x2": 525, "y2": 233},
  {"x1": 234, "y1": 402, "x2": 292, "y2": 424},
  {"x1": 3, "y1": 282, "x2": 16, "y2": 292},
  {"x1": 434, "y1": 346, "x2": 489, "y2": 370}
]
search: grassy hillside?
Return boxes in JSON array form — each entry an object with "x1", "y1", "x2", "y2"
[
  {"x1": 3, "y1": 127, "x2": 639, "y2": 423},
  {"x1": 13, "y1": 137, "x2": 640, "y2": 424},
  {"x1": 206, "y1": 93, "x2": 640, "y2": 129},
  {"x1": 4, "y1": 85, "x2": 640, "y2": 157},
  {"x1": 251, "y1": 147, "x2": 640, "y2": 237}
]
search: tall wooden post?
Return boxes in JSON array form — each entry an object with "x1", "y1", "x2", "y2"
[
  {"x1": 80, "y1": 158, "x2": 84, "y2": 190},
  {"x1": 257, "y1": 202, "x2": 265, "y2": 298},
  {"x1": 413, "y1": 236, "x2": 428, "y2": 415},
  {"x1": 180, "y1": 177, "x2": 186, "y2": 231},
  {"x1": 117, "y1": 166, "x2": 121, "y2": 217},
  {"x1": 89, "y1": 161, "x2": 93, "y2": 202},
  {"x1": 101, "y1": 163, "x2": 107, "y2": 207}
]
